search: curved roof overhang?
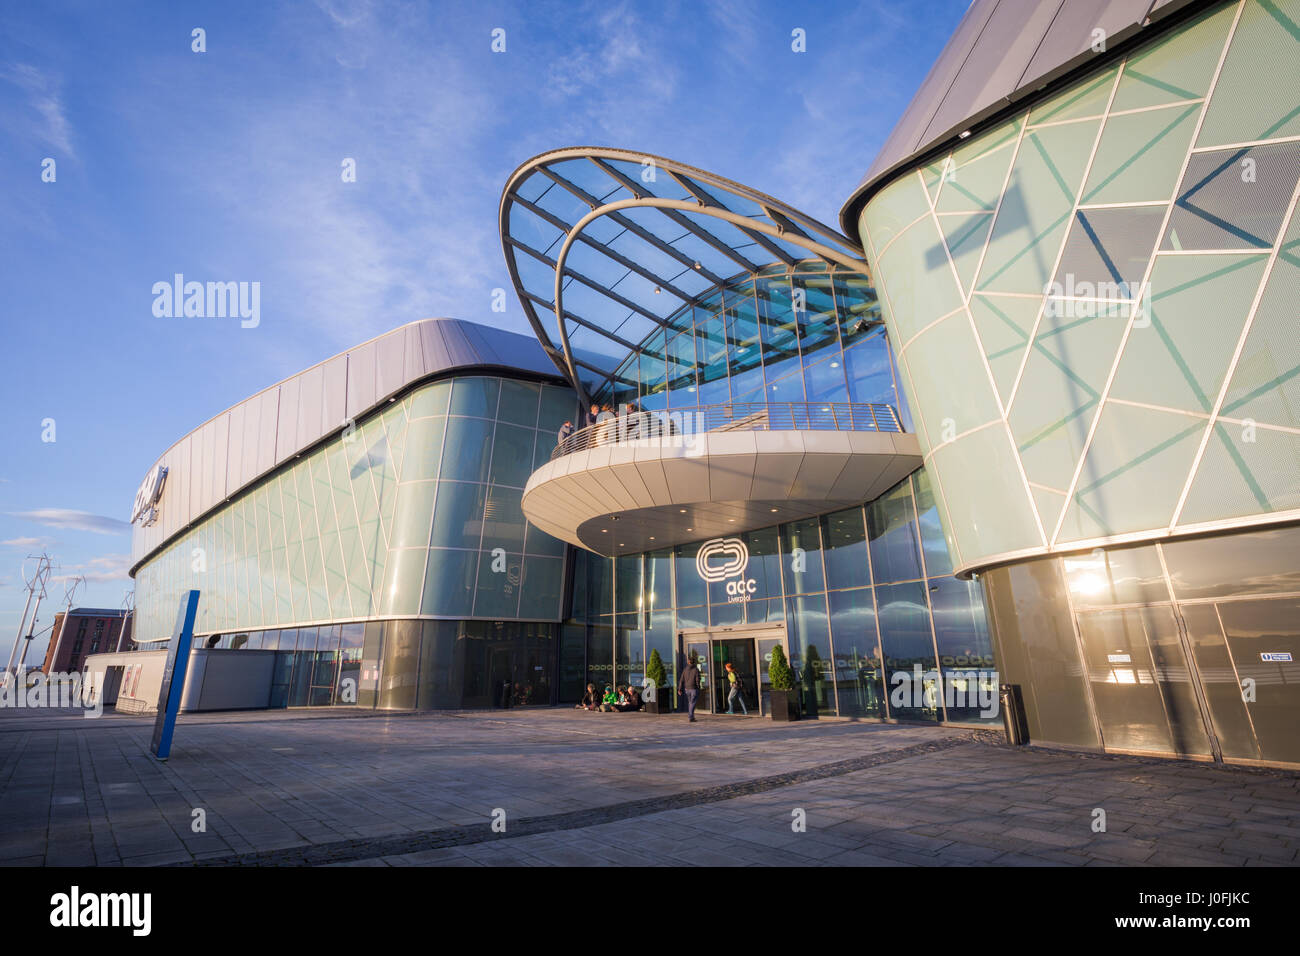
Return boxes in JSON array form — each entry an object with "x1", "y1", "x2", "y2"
[
  {"x1": 499, "y1": 147, "x2": 872, "y2": 403},
  {"x1": 838, "y1": 0, "x2": 1212, "y2": 234},
  {"x1": 129, "y1": 318, "x2": 565, "y2": 576}
]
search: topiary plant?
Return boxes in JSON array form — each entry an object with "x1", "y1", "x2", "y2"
[
  {"x1": 647, "y1": 648, "x2": 667, "y2": 688},
  {"x1": 769, "y1": 644, "x2": 794, "y2": 691}
]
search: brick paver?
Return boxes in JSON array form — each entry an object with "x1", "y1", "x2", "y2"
[{"x1": 1, "y1": 706, "x2": 1297, "y2": 866}]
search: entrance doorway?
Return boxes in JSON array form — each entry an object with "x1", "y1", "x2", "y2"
[{"x1": 679, "y1": 624, "x2": 787, "y2": 717}]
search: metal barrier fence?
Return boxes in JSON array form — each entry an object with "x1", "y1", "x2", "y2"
[{"x1": 551, "y1": 402, "x2": 903, "y2": 460}]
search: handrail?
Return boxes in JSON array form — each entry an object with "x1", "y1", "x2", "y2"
[{"x1": 550, "y1": 402, "x2": 903, "y2": 460}]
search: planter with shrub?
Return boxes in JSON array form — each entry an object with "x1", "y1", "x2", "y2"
[
  {"x1": 767, "y1": 645, "x2": 800, "y2": 722},
  {"x1": 644, "y1": 649, "x2": 673, "y2": 714}
]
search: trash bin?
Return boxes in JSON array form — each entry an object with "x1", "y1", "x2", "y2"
[{"x1": 999, "y1": 683, "x2": 1029, "y2": 745}]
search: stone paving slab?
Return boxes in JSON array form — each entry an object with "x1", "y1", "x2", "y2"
[{"x1": 1, "y1": 706, "x2": 1297, "y2": 867}]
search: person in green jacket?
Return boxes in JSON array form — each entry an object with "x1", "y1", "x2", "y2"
[{"x1": 599, "y1": 685, "x2": 618, "y2": 712}]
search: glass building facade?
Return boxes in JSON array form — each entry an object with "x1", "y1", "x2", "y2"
[
  {"x1": 592, "y1": 264, "x2": 906, "y2": 426},
  {"x1": 854, "y1": 0, "x2": 1300, "y2": 766},
  {"x1": 133, "y1": 372, "x2": 579, "y2": 708},
  {"x1": 857, "y1": 0, "x2": 1300, "y2": 571},
  {"x1": 564, "y1": 467, "x2": 996, "y2": 723}
]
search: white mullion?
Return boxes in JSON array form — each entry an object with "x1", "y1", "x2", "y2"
[
  {"x1": 1077, "y1": 200, "x2": 1170, "y2": 209},
  {"x1": 1169, "y1": 171, "x2": 1300, "y2": 528},
  {"x1": 1156, "y1": 247, "x2": 1273, "y2": 256},
  {"x1": 1191, "y1": 132, "x2": 1300, "y2": 152},
  {"x1": 1050, "y1": 0, "x2": 1247, "y2": 547},
  {"x1": 1106, "y1": 397, "x2": 1212, "y2": 420},
  {"x1": 1105, "y1": 98, "x2": 1205, "y2": 119}
]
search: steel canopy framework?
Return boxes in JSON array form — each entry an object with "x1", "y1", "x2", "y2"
[{"x1": 499, "y1": 147, "x2": 873, "y2": 403}]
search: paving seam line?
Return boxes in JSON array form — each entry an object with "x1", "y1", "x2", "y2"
[{"x1": 178, "y1": 735, "x2": 973, "y2": 867}]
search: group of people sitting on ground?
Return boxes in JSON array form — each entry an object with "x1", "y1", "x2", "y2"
[{"x1": 574, "y1": 682, "x2": 642, "y2": 713}]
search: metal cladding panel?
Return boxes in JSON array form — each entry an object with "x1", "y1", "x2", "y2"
[
  {"x1": 225, "y1": 402, "x2": 246, "y2": 498},
  {"x1": 402, "y1": 323, "x2": 427, "y2": 382},
  {"x1": 209, "y1": 413, "x2": 230, "y2": 510},
  {"x1": 918, "y1": 0, "x2": 1064, "y2": 146},
  {"x1": 169, "y1": 435, "x2": 191, "y2": 545},
  {"x1": 375, "y1": 327, "x2": 407, "y2": 399},
  {"x1": 841, "y1": 0, "x2": 1203, "y2": 233},
  {"x1": 434, "y1": 319, "x2": 479, "y2": 369},
  {"x1": 294, "y1": 363, "x2": 325, "y2": 455},
  {"x1": 255, "y1": 388, "x2": 280, "y2": 478},
  {"x1": 237, "y1": 390, "x2": 261, "y2": 489},
  {"x1": 321, "y1": 354, "x2": 348, "y2": 434},
  {"x1": 345, "y1": 340, "x2": 377, "y2": 420},
  {"x1": 858, "y1": 0, "x2": 1000, "y2": 190},
  {"x1": 275, "y1": 373, "x2": 301, "y2": 467},
  {"x1": 1019, "y1": 0, "x2": 1147, "y2": 92}
]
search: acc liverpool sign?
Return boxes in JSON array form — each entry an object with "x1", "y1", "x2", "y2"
[
  {"x1": 131, "y1": 464, "x2": 169, "y2": 527},
  {"x1": 696, "y1": 537, "x2": 756, "y2": 602}
]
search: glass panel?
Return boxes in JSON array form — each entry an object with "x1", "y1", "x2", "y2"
[
  {"x1": 416, "y1": 621, "x2": 459, "y2": 709},
  {"x1": 496, "y1": 380, "x2": 541, "y2": 428},
  {"x1": 1215, "y1": 597, "x2": 1300, "y2": 765},
  {"x1": 786, "y1": 593, "x2": 834, "y2": 717},
  {"x1": 449, "y1": 377, "x2": 500, "y2": 419},
  {"x1": 867, "y1": 479, "x2": 923, "y2": 584},
  {"x1": 1062, "y1": 543, "x2": 1169, "y2": 608},
  {"x1": 821, "y1": 506, "x2": 869, "y2": 591},
  {"x1": 422, "y1": 548, "x2": 477, "y2": 617},
  {"x1": 1163, "y1": 525, "x2": 1300, "y2": 600},
  {"x1": 440, "y1": 417, "x2": 494, "y2": 484},
  {"x1": 929, "y1": 577, "x2": 997, "y2": 723},
  {"x1": 1075, "y1": 604, "x2": 1212, "y2": 756},
  {"x1": 1179, "y1": 604, "x2": 1259, "y2": 761},
  {"x1": 1198, "y1": 0, "x2": 1300, "y2": 146},
  {"x1": 981, "y1": 557, "x2": 1099, "y2": 747},
  {"x1": 828, "y1": 588, "x2": 885, "y2": 718},
  {"x1": 977, "y1": 119, "x2": 1102, "y2": 295},
  {"x1": 877, "y1": 581, "x2": 939, "y2": 721},
  {"x1": 780, "y1": 518, "x2": 824, "y2": 594}
]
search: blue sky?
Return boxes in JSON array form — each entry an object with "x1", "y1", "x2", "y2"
[{"x1": 0, "y1": 0, "x2": 967, "y2": 663}]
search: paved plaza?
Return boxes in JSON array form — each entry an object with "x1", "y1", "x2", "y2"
[{"x1": 0, "y1": 706, "x2": 1296, "y2": 867}]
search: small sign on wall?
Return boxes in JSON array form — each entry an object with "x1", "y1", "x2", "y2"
[{"x1": 1260, "y1": 652, "x2": 1293, "y2": 662}]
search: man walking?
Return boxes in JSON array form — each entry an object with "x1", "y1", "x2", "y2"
[{"x1": 679, "y1": 653, "x2": 701, "y2": 722}]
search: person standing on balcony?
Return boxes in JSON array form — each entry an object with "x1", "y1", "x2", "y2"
[{"x1": 557, "y1": 420, "x2": 574, "y2": 447}]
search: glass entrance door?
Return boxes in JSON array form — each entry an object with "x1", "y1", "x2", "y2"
[
  {"x1": 684, "y1": 638, "x2": 710, "y2": 714},
  {"x1": 713, "y1": 638, "x2": 759, "y2": 716},
  {"x1": 679, "y1": 626, "x2": 787, "y2": 718}
]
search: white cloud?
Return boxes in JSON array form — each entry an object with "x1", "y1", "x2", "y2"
[
  {"x1": 1, "y1": 537, "x2": 54, "y2": 550},
  {"x1": 9, "y1": 510, "x2": 130, "y2": 535},
  {"x1": 53, "y1": 554, "x2": 131, "y2": 585},
  {"x1": 2, "y1": 63, "x2": 75, "y2": 158}
]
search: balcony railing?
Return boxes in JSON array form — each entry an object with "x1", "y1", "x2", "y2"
[{"x1": 551, "y1": 402, "x2": 903, "y2": 460}]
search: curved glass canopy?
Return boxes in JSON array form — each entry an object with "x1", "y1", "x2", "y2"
[{"x1": 499, "y1": 147, "x2": 874, "y2": 403}]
